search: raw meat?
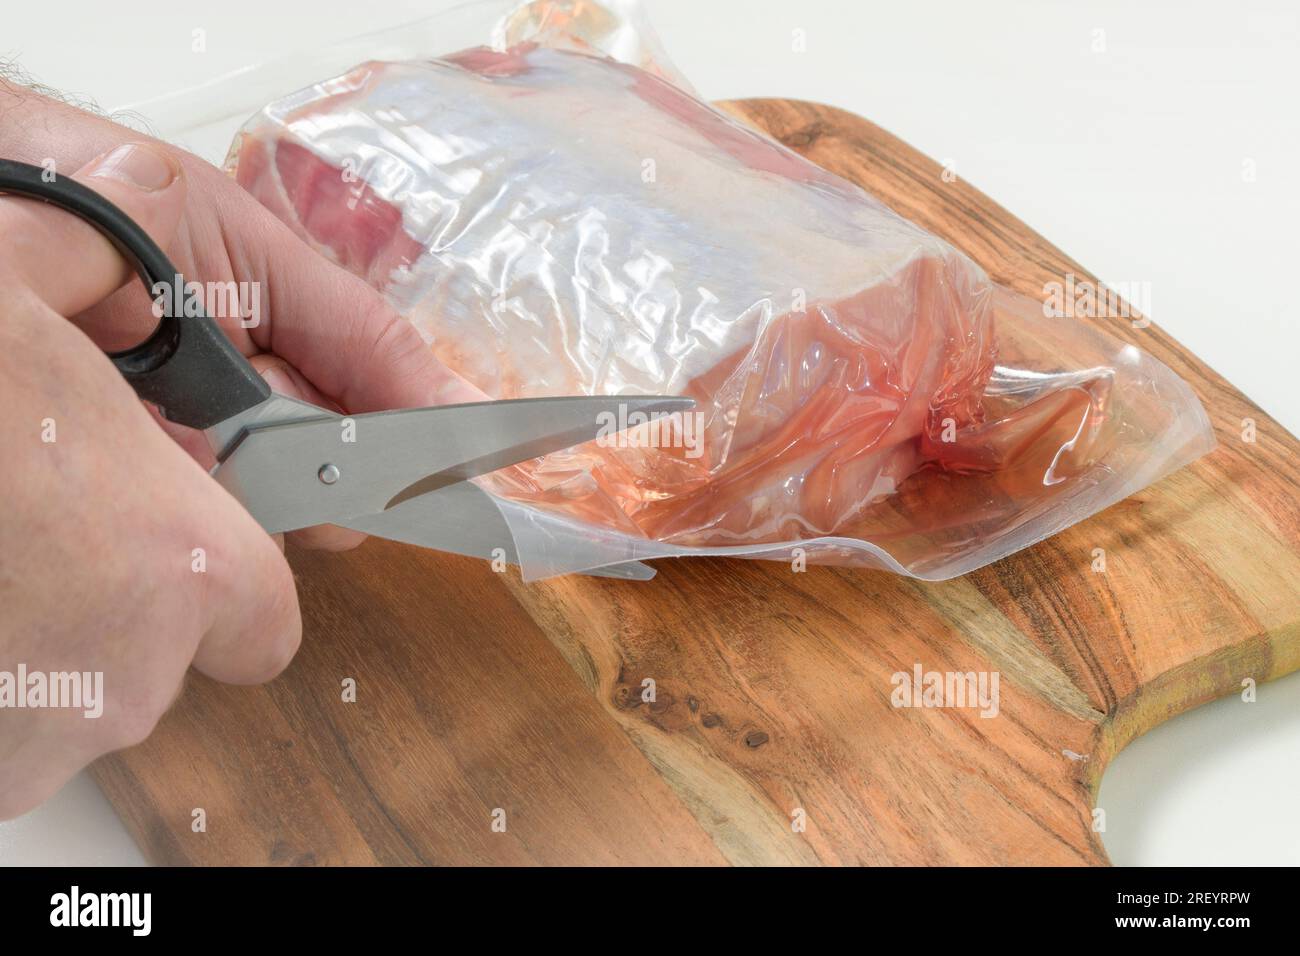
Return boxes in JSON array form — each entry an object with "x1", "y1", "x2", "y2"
[
  {"x1": 226, "y1": 32, "x2": 1214, "y2": 577},
  {"x1": 233, "y1": 47, "x2": 1009, "y2": 542}
]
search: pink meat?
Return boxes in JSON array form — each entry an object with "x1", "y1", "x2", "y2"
[{"x1": 229, "y1": 46, "x2": 1100, "y2": 548}]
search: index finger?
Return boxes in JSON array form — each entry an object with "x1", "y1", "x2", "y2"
[{"x1": 216, "y1": 181, "x2": 488, "y2": 414}]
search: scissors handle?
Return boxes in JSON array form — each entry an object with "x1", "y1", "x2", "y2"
[{"x1": 0, "y1": 158, "x2": 270, "y2": 429}]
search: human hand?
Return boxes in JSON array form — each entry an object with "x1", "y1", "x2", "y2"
[
  {"x1": 0, "y1": 144, "x2": 301, "y2": 819},
  {"x1": 0, "y1": 81, "x2": 486, "y2": 550},
  {"x1": 0, "y1": 79, "x2": 488, "y2": 816}
]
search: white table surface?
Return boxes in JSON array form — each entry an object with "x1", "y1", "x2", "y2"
[{"x1": 1, "y1": 0, "x2": 1296, "y2": 866}]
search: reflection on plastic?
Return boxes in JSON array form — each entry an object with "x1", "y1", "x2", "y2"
[{"x1": 227, "y1": 0, "x2": 1216, "y2": 580}]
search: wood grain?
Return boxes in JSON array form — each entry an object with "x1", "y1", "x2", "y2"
[{"x1": 91, "y1": 99, "x2": 1300, "y2": 866}]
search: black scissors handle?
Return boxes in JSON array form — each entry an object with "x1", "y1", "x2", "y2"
[{"x1": 0, "y1": 158, "x2": 269, "y2": 429}]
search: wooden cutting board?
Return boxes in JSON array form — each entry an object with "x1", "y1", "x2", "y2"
[{"x1": 92, "y1": 99, "x2": 1300, "y2": 866}]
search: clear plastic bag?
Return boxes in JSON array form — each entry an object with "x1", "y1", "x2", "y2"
[{"x1": 216, "y1": 0, "x2": 1214, "y2": 580}]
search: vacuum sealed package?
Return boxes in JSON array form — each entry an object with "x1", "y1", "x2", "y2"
[{"x1": 211, "y1": 0, "x2": 1214, "y2": 580}]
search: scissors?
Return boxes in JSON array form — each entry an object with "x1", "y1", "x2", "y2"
[{"x1": 0, "y1": 158, "x2": 690, "y2": 580}]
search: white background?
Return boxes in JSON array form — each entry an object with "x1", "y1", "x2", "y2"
[{"x1": 0, "y1": 0, "x2": 1296, "y2": 866}]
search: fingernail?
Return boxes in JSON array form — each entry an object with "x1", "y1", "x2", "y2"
[
  {"x1": 87, "y1": 143, "x2": 178, "y2": 191},
  {"x1": 260, "y1": 365, "x2": 295, "y2": 396}
]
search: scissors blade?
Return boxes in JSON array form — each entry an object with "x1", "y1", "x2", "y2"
[
  {"x1": 337, "y1": 480, "x2": 657, "y2": 580},
  {"x1": 205, "y1": 393, "x2": 332, "y2": 462},
  {"x1": 212, "y1": 394, "x2": 694, "y2": 534}
]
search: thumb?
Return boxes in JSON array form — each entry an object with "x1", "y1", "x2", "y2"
[{"x1": 0, "y1": 143, "x2": 187, "y2": 319}]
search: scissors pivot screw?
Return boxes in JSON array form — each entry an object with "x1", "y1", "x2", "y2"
[{"x1": 317, "y1": 463, "x2": 341, "y2": 485}]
